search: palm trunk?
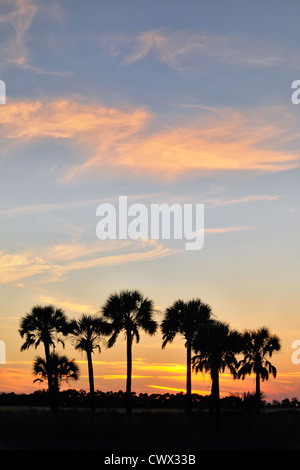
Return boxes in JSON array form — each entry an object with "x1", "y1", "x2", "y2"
[
  {"x1": 87, "y1": 350, "x2": 95, "y2": 412},
  {"x1": 255, "y1": 370, "x2": 261, "y2": 412},
  {"x1": 126, "y1": 332, "x2": 132, "y2": 415},
  {"x1": 211, "y1": 365, "x2": 220, "y2": 430},
  {"x1": 186, "y1": 341, "x2": 192, "y2": 414},
  {"x1": 44, "y1": 342, "x2": 56, "y2": 412},
  {"x1": 53, "y1": 375, "x2": 60, "y2": 410}
]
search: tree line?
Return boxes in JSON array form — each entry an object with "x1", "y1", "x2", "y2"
[
  {"x1": 18, "y1": 289, "x2": 281, "y2": 420},
  {"x1": 0, "y1": 389, "x2": 296, "y2": 410}
]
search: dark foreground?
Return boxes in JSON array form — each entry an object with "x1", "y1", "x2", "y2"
[{"x1": 0, "y1": 407, "x2": 300, "y2": 452}]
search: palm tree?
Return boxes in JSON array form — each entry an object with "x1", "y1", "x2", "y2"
[
  {"x1": 192, "y1": 320, "x2": 242, "y2": 427},
  {"x1": 33, "y1": 353, "x2": 79, "y2": 408},
  {"x1": 161, "y1": 298, "x2": 212, "y2": 414},
  {"x1": 19, "y1": 304, "x2": 69, "y2": 411},
  {"x1": 69, "y1": 314, "x2": 112, "y2": 412},
  {"x1": 102, "y1": 290, "x2": 157, "y2": 415},
  {"x1": 237, "y1": 327, "x2": 281, "y2": 412}
]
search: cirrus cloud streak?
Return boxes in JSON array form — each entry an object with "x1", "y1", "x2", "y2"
[{"x1": 0, "y1": 98, "x2": 299, "y2": 182}]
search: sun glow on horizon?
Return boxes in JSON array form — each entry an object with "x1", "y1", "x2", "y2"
[{"x1": 0, "y1": 356, "x2": 295, "y2": 402}]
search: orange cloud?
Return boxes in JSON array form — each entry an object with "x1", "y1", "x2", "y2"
[
  {"x1": 0, "y1": 250, "x2": 52, "y2": 284},
  {"x1": 0, "y1": 98, "x2": 298, "y2": 181},
  {"x1": 147, "y1": 385, "x2": 211, "y2": 395},
  {"x1": 110, "y1": 108, "x2": 299, "y2": 178},
  {"x1": 0, "y1": 98, "x2": 148, "y2": 141},
  {"x1": 35, "y1": 295, "x2": 97, "y2": 314},
  {"x1": 205, "y1": 226, "x2": 254, "y2": 235},
  {"x1": 0, "y1": 238, "x2": 174, "y2": 286}
]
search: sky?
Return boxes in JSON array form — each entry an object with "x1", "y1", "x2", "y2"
[{"x1": 0, "y1": 0, "x2": 300, "y2": 402}]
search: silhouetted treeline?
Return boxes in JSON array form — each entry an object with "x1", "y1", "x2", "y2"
[
  {"x1": 17, "y1": 294, "x2": 282, "y2": 415},
  {"x1": 0, "y1": 389, "x2": 297, "y2": 410}
]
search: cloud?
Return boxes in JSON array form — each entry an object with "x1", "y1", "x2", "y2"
[
  {"x1": 0, "y1": 98, "x2": 149, "y2": 140},
  {"x1": 0, "y1": 238, "x2": 175, "y2": 286},
  {"x1": 0, "y1": 199, "x2": 98, "y2": 219},
  {"x1": 0, "y1": 0, "x2": 71, "y2": 75},
  {"x1": 35, "y1": 294, "x2": 96, "y2": 314},
  {"x1": 0, "y1": 0, "x2": 38, "y2": 69},
  {"x1": 109, "y1": 116, "x2": 298, "y2": 178},
  {"x1": 0, "y1": 97, "x2": 150, "y2": 181},
  {"x1": 0, "y1": 194, "x2": 280, "y2": 222},
  {"x1": 54, "y1": 239, "x2": 174, "y2": 275},
  {"x1": 205, "y1": 195, "x2": 281, "y2": 207},
  {"x1": 205, "y1": 226, "x2": 254, "y2": 235},
  {"x1": 0, "y1": 250, "x2": 52, "y2": 284},
  {"x1": 100, "y1": 27, "x2": 299, "y2": 77},
  {"x1": 0, "y1": 221, "x2": 256, "y2": 286},
  {"x1": 83, "y1": 104, "x2": 299, "y2": 179},
  {"x1": 0, "y1": 98, "x2": 298, "y2": 181}
]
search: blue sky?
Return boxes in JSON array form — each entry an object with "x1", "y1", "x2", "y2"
[{"x1": 0, "y1": 0, "x2": 300, "y2": 399}]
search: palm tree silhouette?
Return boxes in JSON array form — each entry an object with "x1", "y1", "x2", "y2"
[
  {"x1": 19, "y1": 304, "x2": 69, "y2": 411},
  {"x1": 192, "y1": 320, "x2": 241, "y2": 427},
  {"x1": 33, "y1": 353, "x2": 79, "y2": 408},
  {"x1": 161, "y1": 298, "x2": 212, "y2": 414},
  {"x1": 69, "y1": 314, "x2": 112, "y2": 412},
  {"x1": 102, "y1": 290, "x2": 157, "y2": 415},
  {"x1": 237, "y1": 327, "x2": 281, "y2": 412}
]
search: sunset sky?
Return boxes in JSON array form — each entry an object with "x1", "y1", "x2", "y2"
[{"x1": 0, "y1": 0, "x2": 300, "y2": 402}]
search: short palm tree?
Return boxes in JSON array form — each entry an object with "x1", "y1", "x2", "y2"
[
  {"x1": 69, "y1": 314, "x2": 112, "y2": 412},
  {"x1": 192, "y1": 320, "x2": 242, "y2": 426},
  {"x1": 19, "y1": 304, "x2": 69, "y2": 411},
  {"x1": 161, "y1": 298, "x2": 212, "y2": 414},
  {"x1": 102, "y1": 290, "x2": 157, "y2": 415},
  {"x1": 33, "y1": 353, "x2": 79, "y2": 408},
  {"x1": 237, "y1": 327, "x2": 281, "y2": 412}
]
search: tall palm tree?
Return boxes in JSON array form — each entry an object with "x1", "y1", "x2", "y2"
[
  {"x1": 19, "y1": 304, "x2": 69, "y2": 411},
  {"x1": 33, "y1": 353, "x2": 79, "y2": 408},
  {"x1": 102, "y1": 290, "x2": 157, "y2": 415},
  {"x1": 69, "y1": 314, "x2": 112, "y2": 412},
  {"x1": 161, "y1": 298, "x2": 212, "y2": 414},
  {"x1": 192, "y1": 320, "x2": 242, "y2": 427},
  {"x1": 237, "y1": 327, "x2": 281, "y2": 412}
]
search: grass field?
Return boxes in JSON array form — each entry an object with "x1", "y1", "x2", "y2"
[{"x1": 0, "y1": 407, "x2": 300, "y2": 451}]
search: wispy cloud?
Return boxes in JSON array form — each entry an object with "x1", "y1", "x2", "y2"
[
  {"x1": 0, "y1": 198, "x2": 102, "y2": 219},
  {"x1": 0, "y1": 98, "x2": 298, "y2": 182},
  {"x1": 0, "y1": 250, "x2": 52, "y2": 285},
  {"x1": 147, "y1": 385, "x2": 211, "y2": 395},
  {"x1": 0, "y1": 0, "x2": 37, "y2": 69},
  {"x1": 205, "y1": 226, "x2": 254, "y2": 235},
  {"x1": 0, "y1": 0, "x2": 71, "y2": 75},
  {"x1": 0, "y1": 98, "x2": 149, "y2": 141},
  {"x1": 35, "y1": 294, "x2": 97, "y2": 314},
  {"x1": 0, "y1": 238, "x2": 175, "y2": 286},
  {"x1": 205, "y1": 195, "x2": 281, "y2": 207},
  {"x1": 0, "y1": 194, "x2": 280, "y2": 222},
  {"x1": 100, "y1": 27, "x2": 299, "y2": 77},
  {"x1": 0, "y1": 221, "x2": 256, "y2": 286}
]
